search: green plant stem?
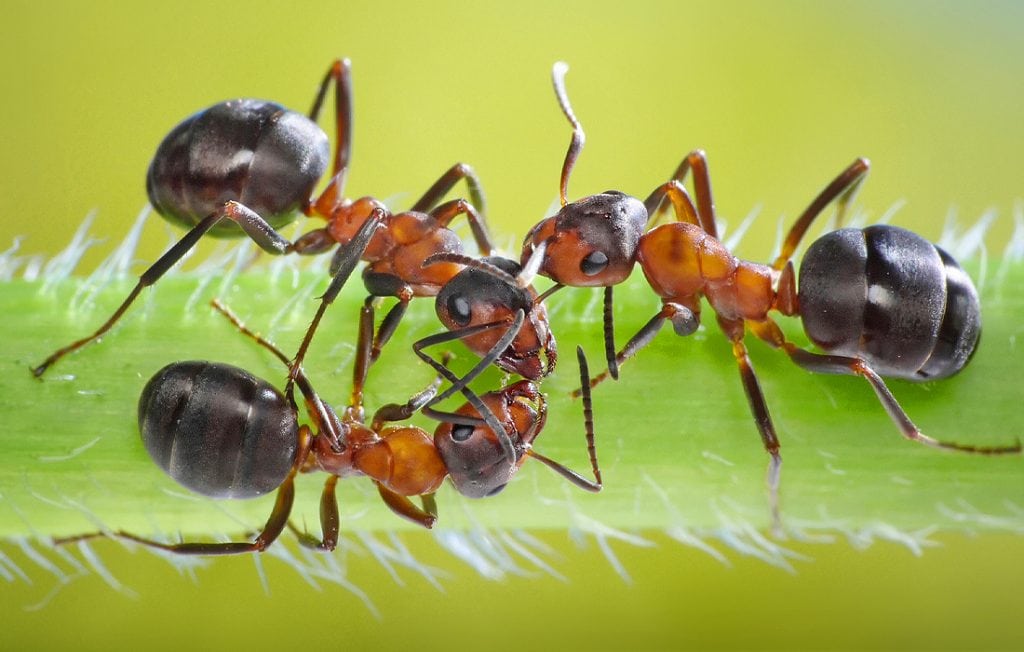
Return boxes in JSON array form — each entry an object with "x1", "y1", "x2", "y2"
[{"x1": 2, "y1": 264, "x2": 1023, "y2": 542}]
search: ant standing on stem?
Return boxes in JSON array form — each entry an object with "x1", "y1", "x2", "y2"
[
  {"x1": 522, "y1": 62, "x2": 1020, "y2": 521},
  {"x1": 54, "y1": 299, "x2": 601, "y2": 555},
  {"x1": 32, "y1": 59, "x2": 490, "y2": 386}
]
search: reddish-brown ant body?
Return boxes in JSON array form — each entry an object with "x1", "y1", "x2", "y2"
[
  {"x1": 32, "y1": 59, "x2": 491, "y2": 381},
  {"x1": 521, "y1": 62, "x2": 1020, "y2": 514},
  {"x1": 55, "y1": 300, "x2": 600, "y2": 555}
]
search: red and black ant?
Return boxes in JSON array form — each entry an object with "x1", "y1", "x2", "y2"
[
  {"x1": 32, "y1": 59, "x2": 491, "y2": 382},
  {"x1": 54, "y1": 300, "x2": 600, "y2": 555},
  {"x1": 521, "y1": 62, "x2": 1020, "y2": 515}
]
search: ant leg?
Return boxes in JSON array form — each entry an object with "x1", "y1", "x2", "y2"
[
  {"x1": 528, "y1": 346, "x2": 603, "y2": 492},
  {"x1": 348, "y1": 294, "x2": 410, "y2": 412},
  {"x1": 643, "y1": 181, "x2": 701, "y2": 228},
  {"x1": 410, "y1": 162, "x2": 489, "y2": 224},
  {"x1": 748, "y1": 319, "x2": 1022, "y2": 455},
  {"x1": 370, "y1": 354, "x2": 450, "y2": 429},
  {"x1": 716, "y1": 317, "x2": 783, "y2": 529},
  {"x1": 349, "y1": 298, "x2": 376, "y2": 416},
  {"x1": 210, "y1": 299, "x2": 344, "y2": 449},
  {"x1": 429, "y1": 198, "x2": 494, "y2": 256},
  {"x1": 308, "y1": 58, "x2": 353, "y2": 178},
  {"x1": 574, "y1": 302, "x2": 699, "y2": 396},
  {"x1": 372, "y1": 296, "x2": 410, "y2": 363},
  {"x1": 665, "y1": 150, "x2": 719, "y2": 239},
  {"x1": 32, "y1": 201, "x2": 295, "y2": 377},
  {"x1": 550, "y1": 62, "x2": 585, "y2": 207},
  {"x1": 303, "y1": 60, "x2": 353, "y2": 219},
  {"x1": 288, "y1": 207, "x2": 385, "y2": 391},
  {"x1": 289, "y1": 475, "x2": 341, "y2": 551},
  {"x1": 56, "y1": 427, "x2": 315, "y2": 555},
  {"x1": 770, "y1": 158, "x2": 869, "y2": 271},
  {"x1": 376, "y1": 483, "x2": 437, "y2": 528}
]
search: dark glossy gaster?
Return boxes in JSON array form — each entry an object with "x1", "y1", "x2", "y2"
[{"x1": 33, "y1": 59, "x2": 491, "y2": 380}]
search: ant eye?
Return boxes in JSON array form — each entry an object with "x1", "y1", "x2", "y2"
[
  {"x1": 486, "y1": 483, "x2": 507, "y2": 497},
  {"x1": 580, "y1": 250, "x2": 609, "y2": 276},
  {"x1": 451, "y1": 424, "x2": 475, "y2": 442},
  {"x1": 447, "y1": 294, "x2": 472, "y2": 326}
]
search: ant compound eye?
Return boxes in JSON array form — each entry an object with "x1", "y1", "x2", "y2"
[
  {"x1": 580, "y1": 250, "x2": 609, "y2": 276},
  {"x1": 451, "y1": 424, "x2": 475, "y2": 442},
  {"x1": 486, "y1": 483, "x2": 507, "y2": 497},
  {"x1": 447, "y1": 294, "x2": 472, "y2": 326}
]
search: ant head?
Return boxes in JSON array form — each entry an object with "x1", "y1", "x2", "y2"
[
  {"x1": 521, "y1": 192, "x2": 647, "y2": 288},
  {"x1": 433, "y1": 256, "x2": 556, "y2": 380},
  {"x1": 433, "y1": 380, "x2": 545, "y2": 498}
]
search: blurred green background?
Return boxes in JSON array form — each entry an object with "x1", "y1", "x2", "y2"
[{"x1": 4, "y1": 1, "x2": 1024, "y2": 650}]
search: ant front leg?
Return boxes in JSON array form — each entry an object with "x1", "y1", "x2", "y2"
[
  {"x1": 747, "y1": 319, "x2": 1022, "y2": 455},
  {"x1": 370, "y1": 354, "x2": 450, "y2": 430},
  {"x1": 575, "y1": 301, "x2": 699, "y2": 396},
  {"x1": 32, "y1": 201, "x2": 297, "y2": 377},
  {"x1": 289, "y1": 475, "x2": 341, "y2": 551},
  {"x1": 376, "y1": 485, "x2": 438, "y2": 529}
]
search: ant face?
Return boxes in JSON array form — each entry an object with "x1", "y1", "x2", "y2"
[
  {"x1": 522, "y1": 191, "x2": 647, "y2": 288},
  {"x1": 433, "y1": 380, "x2": 545, "y2": 498},
  {"x1": 434, "y1": 256, "x2": 556, "y2": 380}
]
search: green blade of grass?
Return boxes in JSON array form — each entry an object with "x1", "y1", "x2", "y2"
[{"x1": 2, "y1": 253, "x2": 1022, "y2": 544}]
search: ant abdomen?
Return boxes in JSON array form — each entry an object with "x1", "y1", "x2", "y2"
[
  {"x1": 138, "y1": 361, "x2": 300, "y2": 500},
  {"x1": 147, "y1": 99, "x2": 329, "y2": 237},
  {"x1": 798, "y1": 225, "x2": 981, "y2": 381}
]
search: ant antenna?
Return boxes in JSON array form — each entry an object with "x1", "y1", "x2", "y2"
[{"x1": 552, "y1": 61, "x2": 585, "y2": 207}]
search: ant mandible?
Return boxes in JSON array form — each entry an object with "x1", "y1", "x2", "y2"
[
  {"x1": 55, "y1": 300, "x2": 600, "y2": 555},
  {"x1": 33, "y1": 59, "x2": 490, "y2": 382},
  {"x1": 523, "y1": 62, "x2": 1020, "y2": 518}
]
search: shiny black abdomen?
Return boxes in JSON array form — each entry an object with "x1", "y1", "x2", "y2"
[
  {"x1": 146, "y1": 99, "x2": 329, "y2": 237},
  {"x1": 797, "y1": 225, "x2": 980, "y2": 380},
  {"x1": 138, "y1": 361, "x2": 299, "y2": 499}
]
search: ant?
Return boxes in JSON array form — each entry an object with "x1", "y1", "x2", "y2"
[
  {"x1": 522, "y1": 62, "x2": 1020, "y2": 518},
  {"x1": 32, "y1": 59, "x2": 490, "y2": 381},
  {"x1": 54, "y1": 300, "x2": 600, "y2": 555}
]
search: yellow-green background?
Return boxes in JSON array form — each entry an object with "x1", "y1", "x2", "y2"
[{"x1": 4, "y1": 1, "x2": 1024, "y2": 650}]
